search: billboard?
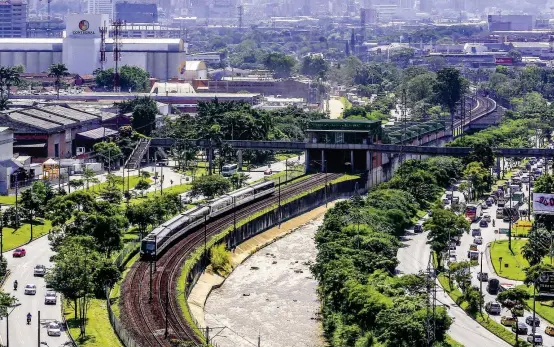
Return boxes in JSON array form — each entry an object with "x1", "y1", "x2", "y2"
[
  {"x1": 495, "y1": 57, "x2": 513, "y2": 65},
  {"x1": 538, "y1": 271, "x2": 554, "y2": 295},
  {"x1": 533, "y1": 193, "x2": 554, "y2": 214}
]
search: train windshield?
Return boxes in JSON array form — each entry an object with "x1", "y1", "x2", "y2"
[{"x1": 142, "y1": 240, "x2": 156, "y2": 253}]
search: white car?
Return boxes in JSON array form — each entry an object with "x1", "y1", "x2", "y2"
[
  {"x1": 483, "y1": 215, "x2": 491, "y2": 223},
  {"x1": 474, "y1": 236, "x2": 483, "y2": 245},
  {"x1": 44, "y1": 291, "x2": 57, "y2": 305},
  {"x1": 47, "y1": 322, "x2": 61, "y2": 336},
  {"x1": 34, "y1": 265, "x2": 46, "y2": 277},
  {"x1": 24, "y1": 284, "x2": 37, "y2": 295}
]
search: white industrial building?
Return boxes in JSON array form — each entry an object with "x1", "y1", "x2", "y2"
[{"x1": 0, "y1": 14, "x2": 189, "y2": 81}]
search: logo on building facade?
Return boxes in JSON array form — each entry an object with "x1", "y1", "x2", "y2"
[{"x1": 73, "y1": 20, "x2": 95, "y2": 35}]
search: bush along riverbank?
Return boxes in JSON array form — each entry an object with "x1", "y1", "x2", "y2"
[{"x1": 310, "y1": 156, "x2": 468, "y2": 346}]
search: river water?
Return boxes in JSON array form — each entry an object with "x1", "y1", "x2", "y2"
[{"x1": 204, "y1": 218, "x2": 324, "y2": 347}]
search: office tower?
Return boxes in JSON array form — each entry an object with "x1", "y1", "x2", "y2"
[
  {"x1": 0, "y1": 0, "x2": 27, "y2": 38},
  {"x1": 88, "y1": 0, "x2": 114, "y2": 19}
]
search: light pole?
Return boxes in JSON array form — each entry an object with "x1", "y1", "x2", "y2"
[
  {"x1": 479, "y1": 251, "x2": 484, "y2": 313},
  {"x1": 5, "y1": 302, "x2": 20, "y2": 347}
]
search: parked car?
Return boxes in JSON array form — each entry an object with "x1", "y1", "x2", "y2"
[
  {"x1": 474, "y1": 236, "x2": 483, "y2": 245},
  {"x1": 46, "y1": 322, "x2": 61, "y2": 336},
  {"x1": 414, "y1": 224, "x2": 423, "y2": 233},
  {"x1": 501, "y1": 316, "x2": 517, "y2": 326},
  {"x1": 13, "y1": 248, "x2": 26, "y2": 257},
  {"x1": 24, "y1": 284, "x2": 37, "y2": 295},
  {"x1": 545, "y1": 326, "x2": 554, "y2": 336},
  {"x1": 477, "y1": 272, "x2": 489, "y2": 282},
  {"x1": 485, "y1": 301, "x2": 502, "y2": 315},
  {"x1": 34, "y1": 265, "x2": 46, "y2": 277},
  {"x1": 526, "y1": 316, "x2": 541, "y2": 327},
  {"x1": 527, "y1": 334, "x2": 543, "y2": 345},
  {"x1": 487, "y1": 278, "x2": 500, "y2": 294},
  {"x1": 44, "y1": 291, "x2": 57, "y2": 305},
  {"x1": 471, "y1": 228, "x2": 481, "y2": 237},
  {"x1": 479, "y1": 220, "x2": 489, "y2": 228},
  {"x1": 512, "y1": 322, "x2": 528, "y2": 335}
]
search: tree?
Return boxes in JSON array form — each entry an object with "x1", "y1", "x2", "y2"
[
  {"x1": 463, "y1": 161, "x2": 490, "y2": 200},
  {"x1": 524, "y1": 263, "x2": 554, "y2": 286},
  {"x1": 448, "y1": 261, "x2": 471, "y2": 292},
  {"x1": 0, "y1": 291, "x2": 17, "y2": 318},
  {"x1": 508, "y1": 50, "x2": 523, "y2": 63},
  {"x1": 100, "y1": 185, "x2": 122, "y2": 204},
  {"x1": 20, "y1": 181, "x2": 54, "y2": 218},
  {"x1": 126, "y1": 202, "x2": 155, "y2": 238},
  {"x1": 263, "y1": 52, "x2": 296, "y2": 78},
  {"x1": 497, "y1": 287, "x2": 530, "y2": 315},
  {"x1": 522, "y1": 228, "x2": 551, "y2": 266},
  {"x1": 93, "y1": 142, "x2": 122, "y2": 170},
  {"x1": 424, "y1": 209, "x2": 470, "y2": 268},
  {"x1": 534, "y1": 174, "x2": 554, "y2": 194},
  {"x1": 134, "y1": 179, "x2": 151, "y2": 196},
  {"x1": 118, "y1": 97, "x2": 158, "y2": 136},
  {"x1": 433, "y1": 67, "x2": 468, "y2": 120},
  {"x1": 190, "y1": 175, "x2": 231, "y2": 199},
  {"x1": 47, "y1": 63, "x2": 70, "y2": 99},
  {"x1": 69, "y1": 179, "x2": 84, "y2": 191},
  {"x1": 463, "y1": 286, "x2": 483, "y2": 314},
  {"x1": 229, "y1": 172, "x2": 249, "y2": 190},
  {"x1": 0, "y1": 66, "x2": 21, "y2": 98},
  {"x1": 82, "y1": 168, "x2": 98, "y2": 190},
  {"x1": 94, "y1": 65, "x2": 150, "y2": 92},
  {"x1": 46, "y1": 195, "x2": 76, "y2": 228},
  {"x1": 0, "y1": 97, "x2": 10, "y2": 111},
  {"x1": 300, "y1": 54, "x2": 329, "y2": 78},
  {"x1": 465, "y1": 144, "x2": 495, "y2": 168}
]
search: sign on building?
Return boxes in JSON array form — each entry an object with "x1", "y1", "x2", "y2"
[
  {"x1": 532, "y1": 193, "x2": 554, "y2": 214},
  {"x1": 538, "y1": 272, "x2": 554, "y2": 295},
  {"x1": 495, "y1": 57, "x2": 513, "y2": 65}
]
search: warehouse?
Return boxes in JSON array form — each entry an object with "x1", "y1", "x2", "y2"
[{"x1": 0, "y1": 14, "x2": 188, "y2": 80}]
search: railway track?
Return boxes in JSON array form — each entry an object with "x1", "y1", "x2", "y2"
[{"x1": 120, "y1": 173, "x2": 343, "y2": 347}]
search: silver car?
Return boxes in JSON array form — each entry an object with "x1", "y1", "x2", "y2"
[
  {"x1": 47, "y1": 322, "x2": 61, "y2": 336},
  {"x1": 44, "y1": 291, "x2": 57, "y2": 304},
  {"x1": 34, "y1": 265, "x2": 46, "y2": 277},
  {"x1": 24, "y1": 284, "x2": 37, "y2": 295}
]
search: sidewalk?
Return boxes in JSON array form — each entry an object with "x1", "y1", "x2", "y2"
[{"x1": 187, "y1": 200, "x2": 338, "y2": 329}]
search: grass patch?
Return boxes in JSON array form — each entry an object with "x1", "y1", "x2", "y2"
[
  {"x1": 488, "y1": 239, "x2": 554, "y2": 281},
  {"x1": 340, "y1": 96, "x2": 352, "y2": 111},
  {"x1": 64, "y1": 298, "x2": 122, "y2": 347},
  {"x1": 0, "y1": 195, "x2": 16, "y2": 205},
  {"x1": 445, "y1": 335, "x2": 464, "y2": 347},
  {"x1": 110, "y1": 252, "x2": 140, "y2": 318},
  {"x1": 3, "y1": 218, "x2": 52, "y2": 251},
  {"x1": 89, "y1": 175, "x2": 150, "y2": 194},
  {"x1": 274, "y1": 153, "x2": 301, "y2": 162}
]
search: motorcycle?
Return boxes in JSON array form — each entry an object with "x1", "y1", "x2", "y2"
[
  {"x1": 26, "y1": 317, "x2": 31, "y2": 325},
  {"x1": 493, "y1": 220, "x2": 495, "y2": 227},
  {"x1": 13, "y1": 281, "x2": 17, "y2": 291}
]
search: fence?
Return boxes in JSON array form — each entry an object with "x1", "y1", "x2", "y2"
[{"x1": 106, "y1": 238, "x2": 141, "y2": 347}]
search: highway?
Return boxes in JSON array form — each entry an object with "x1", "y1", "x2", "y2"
[
  {"x1": 397, "y1": 190, "x2": 512, "y2": 347},
  {"x1": 0, "y1": 235, "x2": 70, "y2": 347}
]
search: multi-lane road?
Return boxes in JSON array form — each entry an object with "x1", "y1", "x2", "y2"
[{"x1": 0, "y1": 235, "x2": 70, "y2": 347}]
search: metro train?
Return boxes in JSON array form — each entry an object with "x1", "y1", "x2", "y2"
[{"x1": 140, "y1": 181, "x2": 276, "y2": 259}]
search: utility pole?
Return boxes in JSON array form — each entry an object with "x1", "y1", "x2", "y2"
[
  {"x1": 479, "y1": 252, "x2": 483, "y2": 312},
  {"x1": 204, "y1": 215, "x2": 207, "y2": 260},
  {"x1": 285, "y1": 158, "x2": 288, "y2": 182},
  {"x1": 29, "y1": 183, "x2": 33, "y2": 242},
  {"x1": 509, "y1": 192, "x2": 513, "y2": 251},
  {"x1": 14, "y1": 179, "x2": 19, "y2": 227},
  {"x1": 324, "y1": 160, "x2": 328, "y2": 207},
  {"x1": 37, "y1": 310, "x2": 40, "y2": 347},
  {"x1": 532, "y1": 280, "x2": 537, "y2": 346},
  {"x1": 149, "y1": 260, "x2": 154, "y2": 302},
  {"x1": 278, "y1": 177, "x2": 281, "y2": 228},
  {"x1": 164, "y1": 289, "x2": 169, "y2": 338},
  {"x1": 425, "y1": 252, "x2": 435, "y2": 347}
]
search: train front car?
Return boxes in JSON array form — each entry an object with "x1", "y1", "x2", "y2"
[{"x1": 140, "y1": 236, "x2": 157, "y2": 259}]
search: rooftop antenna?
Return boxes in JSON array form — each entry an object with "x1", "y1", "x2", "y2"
[
  {"x1": 112, "y1": 19, "x2": 125, "y2": 92},
  {"x1": 238, "y1": 4, "x2": 244, "y2": 29},
  {"x1": 99, "y1": 21, "x2": 108, "y2": 70}
]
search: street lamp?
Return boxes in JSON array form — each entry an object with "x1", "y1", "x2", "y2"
[{"x1": 4, "y1": 302, "x2": 21, "y2": 347}]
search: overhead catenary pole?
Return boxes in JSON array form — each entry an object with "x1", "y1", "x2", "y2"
[
  {"x1": 164, "y1": 289, "x2": 169, "y2": 338},
  {"x1": 37, "y1": 310, "x2": 40, "y2": 347},
  {"x1": 278, "y1": 177, "x2": 281, "y2": 228},
  {"x1": 479, "y1": 251, "x2": 484, "y2": 312}
]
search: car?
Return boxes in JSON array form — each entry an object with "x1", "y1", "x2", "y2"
[
  {"x1": 264, "y1": 168, "x2": 272, "y2": 175},
  {"x1": 486, "y1": 199, "x2": 493, "y2": 207},
  {"x1": 483, "y1": 214, "x2": 492, "y2": 222},
  {"x1": 24, "y1": 284, "x2": 37, "y2": 295},
  {"x1": 512, "y1": 322, "x2": 528, "y2": 335},
  {"x1": 474, "y1": 236, "x2": 483, "y2": 245},
  {"x1": 449, "y1": 243, "x2": 457, "y2": 250},
  {"x1": 471, "y1": 228, "x2": 481, "y2": 237},
  {"x1": 47, "y1": 322, "x2": 61, "y2": 336},
  {"x1": 526, "y1": 316, "x2": 541, "y2": 327},
  {"x1": 469, "y1": 244, "x2": 478, "y2": 251},
  {"x1": 485, "y1": 301, "x2": 502, "y2": 315},
  {"x1": 448, "y1": 255, "x2": 457, "y2": 263},
  {"x1": 527, "y1": 334, "x2": 543, "y2": 345},
  {"x1": 545, "y1": 326, "x2": 554, "y2": 336},
  {"x1": 13, "y1": 248, "x2": 26, "y2": 257},
  {"x1": 487, "y1": 278, "x2": 500, "y2": 294},
  {"x1": 477, "y1": 272, "x2": 489, "y2": 282},
  {"x1": 414, "y1": 224, "x2": 423, "y2": 233},
  {"x1": 44, "y1": 291, "x2": 57, "y2": 305},
  {"x1": 501, "y1": 316, "x2": 518, "y2": 326},
  {"x1": 479, "y1": 220, "x2": 489, "y2": 228},
  {"x1": 34, "y1": 265, "x2": 46, "y2": 277},
  {"x1": 452, "y1": 236, "x2": 461, "y2": 246}
]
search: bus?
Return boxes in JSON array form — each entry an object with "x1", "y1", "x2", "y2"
[
  {"x1": 465, "y1": 203, "x2": 482, "y2": 222},
  {"x1": 222, "y1": 163, "x2": 238, "y2": 177},
  {"x1": 503, "y1": 201, "x2": 520, "y2": 221}
]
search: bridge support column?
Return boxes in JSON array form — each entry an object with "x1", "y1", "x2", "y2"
[
  {"x1": 366, "y1": 150, "x2": 372, "y2": 188},
  {"x1": 208, "y1": 148, "x2": 213, "y2": 175},
  {"x1": 496, "y1": 156, "x2": 501, "y2": 180},
  {"x1": 350, "y1": 150, "x2": 354, "y2": 173},
  {"x1": 321, "y1": 150, "x2": 325, "y2": 172},
  {"x1": 305, "y1": 150, "x2": 310, "y2": 173},
  {"x1": 237, "y1": 150, "x2": 243, "y2": 171}
]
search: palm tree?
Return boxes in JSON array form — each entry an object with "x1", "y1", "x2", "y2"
[
  {"x1": 47, "y1": 63, "x2": 70, "y2": 99},
  {"x1": 4, "y1": 67, "x2": 20, "y2": 98},
  {"x1": 0, "y1": 97, "x2": 11, "y2": 111}
]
